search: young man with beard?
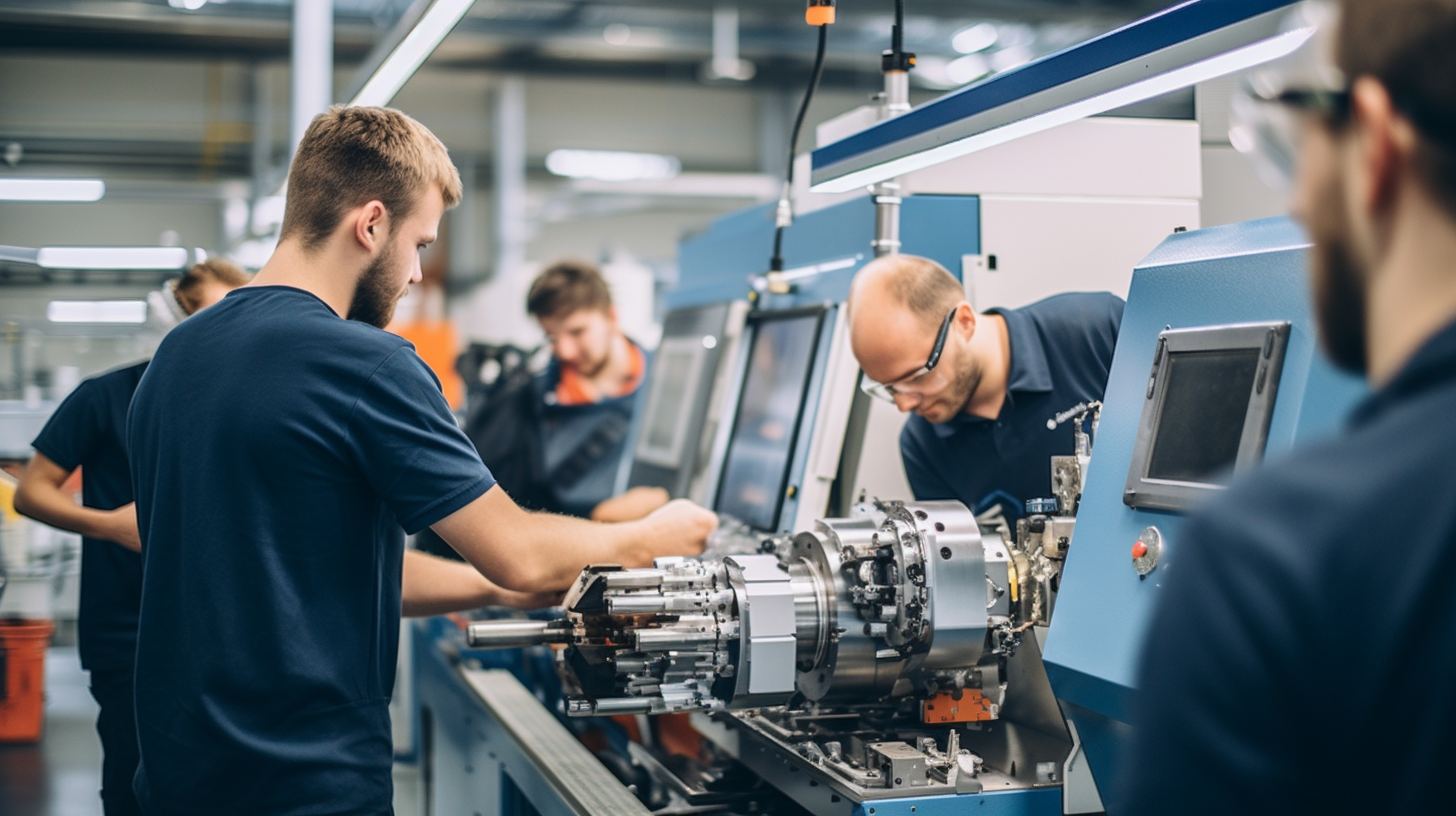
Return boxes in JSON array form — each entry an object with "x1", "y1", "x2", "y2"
[
  {"x1": 522, "y1": 260, "x2": 665, "y2": 521},
  {"x1": 1123, "y1": 1, "x2": 1456, "y2": 813},
  {"x1": 126, "y1": 106, "x2": 716, "y2": 816},
  {"x1": 846, "y1": 254, "x2": 1123, "y2": 519},
  {"x1": 13, "y1": 258, "x2": 248, "y2": 816}
]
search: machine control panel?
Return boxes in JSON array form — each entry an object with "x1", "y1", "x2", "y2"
[{"x1": 1132, "y1": 525, "x2": 1162, "y2": 577}]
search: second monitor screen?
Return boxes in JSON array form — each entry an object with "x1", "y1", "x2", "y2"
[
  {"x1": 1146, "y1": 347, "x2": 1262, "y2": 484},
  {"x1": 715, "y1": 310, "x2": 825, "y2": 531}
]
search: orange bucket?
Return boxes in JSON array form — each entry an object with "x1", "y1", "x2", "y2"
[{"x1": 0, "y1": 619, "x2": 54, "y2": 743}]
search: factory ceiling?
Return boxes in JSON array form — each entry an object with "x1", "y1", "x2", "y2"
[{"x1": 0, "y1": 0, "x2": 1172, "y2": 87}]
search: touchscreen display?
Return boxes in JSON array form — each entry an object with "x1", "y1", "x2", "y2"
[
  {"x1": 1146, "y1": 348, "x2": 1261, "y2": 484},
  {"x1": 715, "y1": 312, "x2": 823, "y2": 531}
]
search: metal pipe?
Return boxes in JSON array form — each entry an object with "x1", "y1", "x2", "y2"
[
  {"x1": 492, "y1": 75, "x2": 527, "y2": 282},
  {"x1": 290, "y1": 0, "x2": 333, "y2": 156},
  {"x1": 465, "y1": 619, "x2": 571, "y2": 649}
]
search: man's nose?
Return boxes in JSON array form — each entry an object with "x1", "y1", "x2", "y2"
[{"x1": 893, "y1": 391, "x2": 921, "y2": 412}]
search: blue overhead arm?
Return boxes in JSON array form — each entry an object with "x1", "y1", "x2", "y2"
[{"x1": 810, "y1": 0, "x2": 1302, "y2": 192}]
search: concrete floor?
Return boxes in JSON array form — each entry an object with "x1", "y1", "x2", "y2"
[{"x1": 0, "y1": 648, "x2": 422, "y2": 816}]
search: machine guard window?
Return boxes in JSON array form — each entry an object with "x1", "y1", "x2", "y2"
[
  {"x1": 715, "y1": 305, "x2": 828, "y2": 532},
  {"x1": 1123, "y1": 321, "x2": 1290, "y2": 513}
]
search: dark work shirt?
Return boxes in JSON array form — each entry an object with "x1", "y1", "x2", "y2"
[
  {"x1": 900, "y1": 292, "x2": 1123, "y2": 516},
  {"x1": 530, "y1": 351, "x2": 642, "y2": 519},
  {"x1": 30, "y1": 360, "x2": 147, "y2": 672},
  {"x1": 127, "y1": 286, "x2": 495, "y2": 816},
  {"x1": 1123, "y1": 317, "x2": 1456, "y2": 816}
]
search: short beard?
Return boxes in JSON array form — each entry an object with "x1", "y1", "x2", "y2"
[
  {"x1": 573, "y1": 344, "x2": 612, "y2": 379},
  {"x1": 1308, "y1": 171, "x2": 1369, "y2": 375},
  {"x1": 348, "y1": 244, "x2": 404, "y2": 330},
  {"x1": 946, "y1": 359, "x2": 983, "y2": 419}
]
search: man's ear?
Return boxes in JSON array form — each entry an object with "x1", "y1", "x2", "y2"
[
  {"x1": 1349, "y1": 77, "x2": 1403, "y2": 219},
  {"x1": 352, "y1": 200, "x2": 389, "y2": 253},
  {"x1": 954, "y1": 300, "x2": 978, "y2": 340}
]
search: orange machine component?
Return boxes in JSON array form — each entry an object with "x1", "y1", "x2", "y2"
[
  {"x1": 805, "y1": 1, "x2": 835, "y2": 26},
  {"x1": 922, "y1": 689, "x2": 996, "y2": 724}
]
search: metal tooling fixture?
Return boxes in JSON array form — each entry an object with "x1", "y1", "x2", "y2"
[{"x1": 468, "y1": 495, "x2": 1084, "y2": 815}]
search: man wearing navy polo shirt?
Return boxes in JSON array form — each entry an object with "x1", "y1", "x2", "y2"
[
  {"x1": 126, "y1": 106, "x2": 715, "y2": 816},
  {"x1": 847, "y1": 254, "x2": 1122, "y2": 518},
  {"x1": 1125, "y1": 1, "x2": 1456, "y2": 812}
]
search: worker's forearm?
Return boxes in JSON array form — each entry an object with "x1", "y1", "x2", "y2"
[
  {"x1": 14, "y1": 482, "x2": 111, "y2": 540},
  {"x1": 431, "y1": 486, "x2": 710, "y2": 594},
  {"x1": 401, "y1": 549, "x2": 497, "y2": 617}
]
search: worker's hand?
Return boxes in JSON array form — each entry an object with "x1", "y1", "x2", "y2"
[
  {"x1": 102, "y1": 503, "x2": 143, "y2": 553},
  {"x1": 491, "y1": 587, "x2": 566, "y2": 610},
  {"x1": 590, "y1": 486, "x2": 671, "y2": 522},
  {"x1": 639, "y1": 499, "x2": 716, "y2": 558}
]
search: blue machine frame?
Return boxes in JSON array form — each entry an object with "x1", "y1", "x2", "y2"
[{"x1": 1041, "y1": 217, "x2": 1367, "y2": 795}]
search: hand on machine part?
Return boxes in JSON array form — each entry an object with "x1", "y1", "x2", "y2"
[
  {"x1": 634, "y1": 498, "x2": 717, "y2": 559},
  {"x1": 430, "y1": 486, "x2": 716, "y2": 598}
]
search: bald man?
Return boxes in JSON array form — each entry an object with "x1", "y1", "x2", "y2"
[{"x1": 847, "y1": 255, "x2": 1124, "y2": 518}]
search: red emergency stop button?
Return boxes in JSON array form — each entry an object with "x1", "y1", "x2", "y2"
[{"x1": 1131, "y1": 541, "x2": 1148, "y2": 560}]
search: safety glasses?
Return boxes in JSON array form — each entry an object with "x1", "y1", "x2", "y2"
[
  {"x1": 1228, "y1": 0, "x2": 1345, "y2": 190},
  {"x1": 860, "y1": 306, "x2": 957, "y2": 403}
]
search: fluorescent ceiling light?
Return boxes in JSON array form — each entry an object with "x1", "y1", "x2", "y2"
[
  {"x1": 952, "y1": 23, "x2": 999, "y2": 55},
  {"x1": 47, "y1": 301, "x2": 149, "y2": 325},
  {"x1": 0, "y1": 178, "x2": 105, "y2": 202},
  {"x1": 546, "y1": 149, "x2": 682, "y2": 182},
  {"x1": 812, "y1": 27, "x2": 1313, "y2": 193},
  {"x1": 35, "y1": 246, "x2": 190, "y2": 270},
  {"x1": 349, "y1": 0, "x2": 476, "y2": 107}
]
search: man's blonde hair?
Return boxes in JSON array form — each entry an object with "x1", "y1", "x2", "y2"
[
  {"x1": 279, "y1": 105, "x2": 463, "y2": 250},
  {"x1": 175, "y1": 258, "x2": 250, "y2": 315}
]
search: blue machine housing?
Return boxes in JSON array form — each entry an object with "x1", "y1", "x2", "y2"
[
  {"x1": 1042, "y1": 217, "x2": 1367, "y2": 798},
  {"x1": 672, "y1": 195, "x2": 980, "y2": 310}
]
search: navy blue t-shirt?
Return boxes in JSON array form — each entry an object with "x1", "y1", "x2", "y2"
[
  {"x1": 900, "y1": 292, "x2": 1123, "y2": 516},
  {"x1": 30, "y1": 360, "x2": 147, "y2": 672},
  {"x1": 1121, "y1": 318, "x2": 1456, "y2": 816},
  {"x1": 127, "y1": 286, "x2": 495, "y2": 816}
]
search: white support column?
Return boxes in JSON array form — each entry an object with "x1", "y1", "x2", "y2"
[
  {"x1": 492, "y1": 75, "x2": 527, "y2": 281},
  {"x1": 291, "y1": 0, "x2": 334, "y2": 156}
]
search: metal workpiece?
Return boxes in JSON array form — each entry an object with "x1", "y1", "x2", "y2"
[
  {"x1": 465, "y1": 619, "x2": 572, "y2": 649},
  {"x1": 534, "y1": 501, "x2": 1046, "y2": 726}
]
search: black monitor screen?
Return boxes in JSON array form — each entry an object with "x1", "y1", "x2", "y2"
[
  {"x1": 716, "y1": 311, "x2": 824, "y2": 531},
  {"x1": 1146, "y1": 348, "x2": 1261, "y2": 484}
]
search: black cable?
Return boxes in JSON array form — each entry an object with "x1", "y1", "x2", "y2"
[
  {"x1": 892, "y1": 0, "x2": 904, "y2": 60},
  {"x1": 770, "y1": 22, "x2": 829, "y2": 273}
]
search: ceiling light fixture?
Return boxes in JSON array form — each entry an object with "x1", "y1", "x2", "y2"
[
  {"x1": 952, "y1": 23, "x2": 999, "y2": 54},
  {"x1": 349, "y1": 0, "x2": 477, "y2": 107},
  {"x1": 35, "y1": 246, "x2": 191, "y2": 270},
  {"x1": 47, "y1": 301, "x2": 149, "y2": 325},
  {"x1": 0, "y1": 178, "x2": 106, "y2": 202},
  {"x1": 812, "y1": 8, "x2": 1312, "y2": 194},
  {"x1": 546, "y1": 150, "x2": 682, "y2": 182}
]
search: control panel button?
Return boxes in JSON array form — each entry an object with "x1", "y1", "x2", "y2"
[{"x1": 1132, "y1": 526, "x2": 1162, "y2": 577}]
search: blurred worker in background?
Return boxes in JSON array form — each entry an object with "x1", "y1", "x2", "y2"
[
  {"x1": 12, "y1": 257, "x2": 249, "y2": 816},
  {"x1": 1125, "y1": 1, "x2": 1456, "y2": 813},
  {"x1": 523, "y1": 260, "x2": 666, "y2": 521},
  {"x1": 846, "y1": 254, "x2": 1123, "y2": 524},
  {"x1": 125, "y1": 106, "x2": 714, "y2": 816}
]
